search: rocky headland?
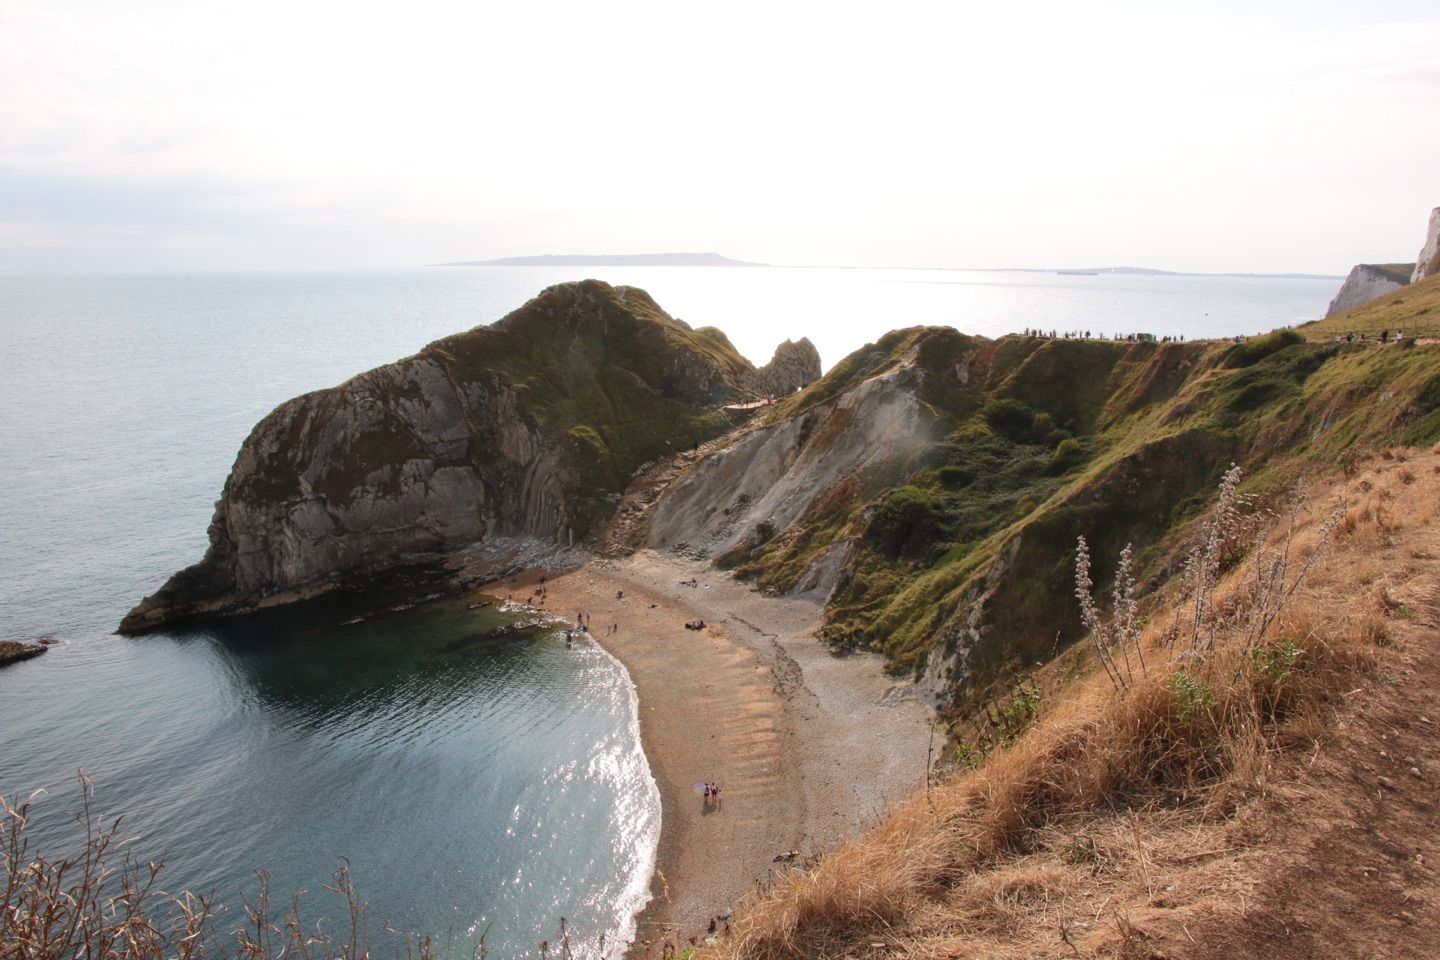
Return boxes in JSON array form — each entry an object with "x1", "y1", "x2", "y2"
[
  {"x1": 109, "y1": 238, "x2": 1440, "y2": 957},
  {"x1": 120, "y1": 281, "x2": 818, "y2": 633},
  {"x1": 126, "y1": 269, "x2": 1440, "y2": 717},
  {"x1": 1325, "y1": 262, "x2": 1413, "y2": 317},
  {"x1": 1324, "y1": 205, "x2": 1440, "y2": 317}
]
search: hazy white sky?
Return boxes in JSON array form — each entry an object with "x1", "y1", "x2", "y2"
[{"x1": 2, "y1": 0, "x2": 1437, "y2": 274}]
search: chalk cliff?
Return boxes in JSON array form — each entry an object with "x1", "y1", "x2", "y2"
[
  {"x1": 120, "y1": 281, "x2": 760, "y2": 632},
  {"x1": 1414, "y1": 206, "x2": 1440, "y2": 283},
  {"x1": 1325, "y1": 263, "x2": 1412, "y2": 317}
]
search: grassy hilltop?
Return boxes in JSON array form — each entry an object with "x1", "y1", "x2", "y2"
[
  {"x1": 692, "y1": 280, "x2": 1440, "y2": 960},
  {"x1": 22, "y1": 273, "x2": 1440, "y2": 960},
  {"x1": 705, "y1": 274, "x2": 1440, "y2": 715}
]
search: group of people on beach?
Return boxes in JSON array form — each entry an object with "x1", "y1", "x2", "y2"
[{"x1": 702, "y1": 781, "x2": 723, "y2": 808}]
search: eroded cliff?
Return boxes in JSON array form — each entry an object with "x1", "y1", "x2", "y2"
[
  {"x1": 126, "y1": 275, "x2": 1440, "y2": 719},
  {"x1": 121, "y1": 280, "x2": 762, "y2": 632},
  {"x1": 629, "y1": 299, "x2": 1440, "y2": 710},
  {"x1": 1325, "y1": 263, "x2": 1413, "y2": 317}
]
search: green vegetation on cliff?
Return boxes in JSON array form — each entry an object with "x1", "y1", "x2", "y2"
[
  {"x1": 121, "y1": 280, "x2": 763, "y2": 633},
  {"x1": 423, "y1": 282, "x2": 747, "y2": 511},
  {"x1": 725, "y1": 299, "x2": 1440, "y2": 709}
]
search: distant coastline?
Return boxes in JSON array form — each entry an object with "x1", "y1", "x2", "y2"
[
  {"x1": 437, "y1": 252, "x2": 765, "y2": 268},
  {"x1": 435, "y1": 253, "x2": 1339, "y2": 280}
]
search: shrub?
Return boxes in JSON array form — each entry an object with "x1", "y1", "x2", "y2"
[
  {"x1": 982, "y1": 398, "x2": 1035, "y2": 440},
  {"x1": 1223, "y1": 328, "x2": 1303, "y2": 367},
  {"x1": 937, "y1": 465, "x2": 975, "y2": 489},
  {"x1": 1170, "y1": 670, "x2": 1216, "y2": 720},
  {"x1": 1048, "y1": 436, "x2": 1082, "y2": 473},
  {"x1": 868, "y1": 486, "x2": 948, "y2": 558}
]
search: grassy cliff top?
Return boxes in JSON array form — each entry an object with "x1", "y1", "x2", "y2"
[
  {"x1": 723, "y1": 307, "x2": 1440, "y2": 703},
  {"x1": 1361, "y1": 262, "x2": 1418, "y2": 284},
  {"x1": 1301, "y1": 272, "x2": 1440, "y2": 341}
]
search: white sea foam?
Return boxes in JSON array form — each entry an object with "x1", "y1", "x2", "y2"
[{"x1": 582, "y1": 632, "x2": 662, "y2": 956}]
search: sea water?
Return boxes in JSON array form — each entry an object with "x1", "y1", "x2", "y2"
[{"x1": 0, "y1": 266, "x2": 1337, "y2": 956}]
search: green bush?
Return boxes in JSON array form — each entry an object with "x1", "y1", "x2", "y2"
[
  {"x1": 868, "y1": 485, "x2": 948, "y2": 558},
  {"x1": 937, "y1": 465, "x2": 975, "y2": 489},
  {"x1": 982, "y1": 398, "x2": 1035, "y2": 440},
  {"x1": 1224, "y1": 328, "x2": 1303, "y2": 367},
  {"x1": 1048, "y1": 436, "x2": 1083, "y2": 474}
]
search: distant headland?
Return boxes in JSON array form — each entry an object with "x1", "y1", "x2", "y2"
[
  {"x1": 436, "y1": 253, "x2": 1339, "y2": 278},
  {"x1": 438, "y1": 252, "x2": 765, "y2": 267}
]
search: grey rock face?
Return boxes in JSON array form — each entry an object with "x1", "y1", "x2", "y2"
[
  {"x1": 121, "y1": 280, "x2": 761, "y2": 632},
  {"x1": 748, "y1": 338, "x2": 821, "y2": 397},
  {"x1": 1414, "y1": 207, "x2": 1440, "y2": 283},
  {"x1": 1325, "y1": 264, "x2": 1412, "y2": 317},
  {"x1": 646, "y1": 362, "x2": 931, "y2": 557}
]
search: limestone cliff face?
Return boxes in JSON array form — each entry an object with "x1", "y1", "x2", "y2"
[
  {"x1": 1325, "y1": 263, "x2": 1413, "y2": 317},
  {"x1": 120, "y1": 280, "x2": 756, "y2": 632},
  {"x1": 630, "y1": 319, "x2": 1440, "y2": 712},
  {"x1": 747, "y1": 337, "x2": 821, "y2": 397},
  {"x1": 1414, "y1": 207, "x2": 1440, "y2": 283},
  {"x1": 645, "y1": 361, "x2": 933, "y2": 559}
]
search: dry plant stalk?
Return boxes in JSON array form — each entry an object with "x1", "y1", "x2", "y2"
[
  {"x1": 710, "y1": 457, "x2": 1398, "y2": 960},
  {"x1": 1, "y1": 775, "x2": 436, "y2": 960},
  {"x1": 1074, "y1": 538, "x2": 1145, "y2": 693}
]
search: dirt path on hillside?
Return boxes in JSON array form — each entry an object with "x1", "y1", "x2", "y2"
[
  {"x1": 489, "y1": 551, "x2": 934, "y2": 955},
  {"x1": 1175, "y1": 531, "x2": 1440, "y2": 958},
  {"x1": 1049, "y1": 457, "x2": 1440, "y2": 959}
]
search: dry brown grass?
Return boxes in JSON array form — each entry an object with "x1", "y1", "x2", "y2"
[
  {"x1": 708, "y1": 450, "x2": 1440, "y2": 960},
  {"x1": 7, "y1": 454, "x2": 1434, "y2": 960}
]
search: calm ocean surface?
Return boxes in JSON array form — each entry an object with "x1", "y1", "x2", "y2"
[{"x1": 0, "y1": 266, "x2": 1336, "y2": 955}]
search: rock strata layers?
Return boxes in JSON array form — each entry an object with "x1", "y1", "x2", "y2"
[{"x1": 120, "y1": 281, "x2": 760, "y2": 633}]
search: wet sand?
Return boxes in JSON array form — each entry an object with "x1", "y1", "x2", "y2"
[{"x1": 494, "y1": 550, "x2": 933, "y2": 953}]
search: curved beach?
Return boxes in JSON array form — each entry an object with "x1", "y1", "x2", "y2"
[{"x1": 504, "y1": 551, "x2": 934, "y2": 952}]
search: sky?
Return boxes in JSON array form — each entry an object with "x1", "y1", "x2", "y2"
[{"x1": 2, "y1": 0, "x2": 1438, "y2": 275}]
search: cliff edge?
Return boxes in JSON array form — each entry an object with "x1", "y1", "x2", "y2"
[
  {"x1": 121, "y1": 280, "x2": 764, "y2": 633},
  {"x1": 1325, "y1": 262, "x2": 1413, "y2": 317},
  {"x1": 1414, "y1": 206, "x2": 1440, "y2": 283}
]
